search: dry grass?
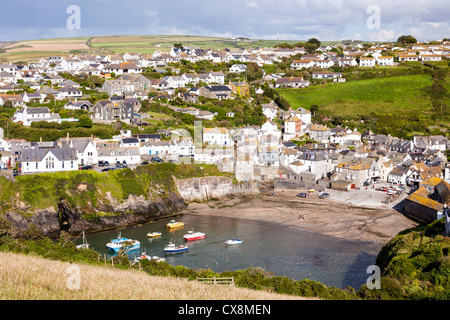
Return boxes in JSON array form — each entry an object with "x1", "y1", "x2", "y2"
[{"x1": 0, "y1": 252, "x2": 313, "y2": 300}]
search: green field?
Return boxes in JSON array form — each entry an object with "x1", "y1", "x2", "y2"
[{"x1": 279, "y1": 74, "x2": 434, "y2": 116}]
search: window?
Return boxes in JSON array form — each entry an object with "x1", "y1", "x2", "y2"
[{"x1": 71, "y1": 161, "x2": 73, "y2": 168}]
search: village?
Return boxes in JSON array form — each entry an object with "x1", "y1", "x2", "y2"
[{"x1": 0, "y1": 39, "x2": 449, "y2": 225}]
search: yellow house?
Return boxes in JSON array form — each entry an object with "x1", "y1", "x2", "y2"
[{"x1": 229, "y1": 81, "x2": 250, "y2": 97}]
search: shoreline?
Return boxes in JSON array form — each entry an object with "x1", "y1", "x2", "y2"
[{"x1": 182, "y1": 189, "x2": 418, "y2": 247}]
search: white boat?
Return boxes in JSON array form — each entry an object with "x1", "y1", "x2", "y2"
[
  {"x1": 164, "y1": 241, "x2": 189, "y2": 254},
  {"x1": 225, "y1": 239, "x2": 243, "y2": 245},
  {"x1": 183, "y1": 230, "x2": 206, "y2": 241},
  {"x1": 135, "y1": 252, "x2": 165, "y2": 263},
  {"x1": 106, "y1": 232, "x2": 140, "y2": 252},
  {"x1": 76, "y1": 231, "x2": 90, "y2": 250}
]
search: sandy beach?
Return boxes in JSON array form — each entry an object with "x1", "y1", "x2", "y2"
[{"x1": 183, "y1": 188, "x2": 418, "y2": 246}]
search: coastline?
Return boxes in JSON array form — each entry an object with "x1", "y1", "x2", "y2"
[{"x1": 182, "y1": 189, "x2": 418, "y2": 247}]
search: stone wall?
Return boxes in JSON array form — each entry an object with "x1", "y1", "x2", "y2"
[
  {"x1": 173, "y1": 175, "x2": 259, "y2": 203},
  {"x1": 274, "y1": 178, "x2": 325, "y2": 192}
]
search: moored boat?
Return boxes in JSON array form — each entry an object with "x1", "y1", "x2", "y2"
[
  {"x1": 147, "y1": 232, "x2": 162, "y2": 238},
  {"x1": 135, "y1": 252, "x2": 165, "y2": 263},
  {"x1": 106, "y1": 232, "x2": 140, "y2": 252},
  {"x1": 225, "y1": 239, "x2": 243, "y2": 245},
  {"x1": 76, "y1": 231, "x2": 90, "y2": 250},
  {"x1": 166, "y1": 219, "x2": 184, "y2": 229},
  {"x1": 183, "y1": 230, "x2": 206, "y2": 241},
  {"x1": 164, "y1": 241, "x2": 188, "y2": 254}
]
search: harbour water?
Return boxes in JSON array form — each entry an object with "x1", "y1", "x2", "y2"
[{"x1": 76, "y1": 214, "x2": 381, "y2": 290}]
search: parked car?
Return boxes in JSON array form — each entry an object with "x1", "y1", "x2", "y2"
[
  {"x1": 296, "y1": 192, "x2": 309, "y2": 198},
  {"x1": 98, "y1": 160, "x2": 105, "y2": 167},
  {"x1": 151, "y1": 157, "x2": 163, "y2": 163},
  {"x1": 101, "y1": 167, "x2": 115, "y2": 172},
  {"x1": 318, "y1": 192, "x2": 330, "y2": 199},
  {"x1": 104, "y1": 161, "x2": 110, "y2": 166},
  {"x1": 141, "y1": 161, "x2": 149, "y2": 165},
  {"x1": 80, "y1": 165, "x2": 93, "y2": 170}
]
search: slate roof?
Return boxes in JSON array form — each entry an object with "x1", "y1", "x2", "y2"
[{"x1": 22, "y1": 148, "x2": 77, "y2": 162}]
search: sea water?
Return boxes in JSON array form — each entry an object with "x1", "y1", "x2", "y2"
[{"x1": 77, "y1": 214, "x2": 380, "y2": 289}]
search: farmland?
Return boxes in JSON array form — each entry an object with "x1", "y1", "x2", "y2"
[{"x1": 0, "y1": 35, "x2": 305, "y2": 62}]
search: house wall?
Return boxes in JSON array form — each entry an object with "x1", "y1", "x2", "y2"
[
  {"x1": 22, "y1": 157, "x2": 79, "y2": 174},
  {"x1": 404, "y1": 199, "x2": 440, "y2": 223}
]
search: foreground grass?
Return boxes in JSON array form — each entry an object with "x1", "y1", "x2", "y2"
[
  {"x1": 0, "y1": 251, "x2": 309, "y2": 300},
  {"x1": 280, "y1": 74, "x2": 433, "y2": 116}
]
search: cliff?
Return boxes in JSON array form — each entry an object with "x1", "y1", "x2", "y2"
[{"x1": 0, "y1": 163, "x2": 239, "y2": 237}]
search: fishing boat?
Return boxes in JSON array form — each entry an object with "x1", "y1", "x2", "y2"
[
  {"x1": 166, "y1": 219, "x2": 184, "y2": 229},
  {"x1": 76, "y1": 231, "x2": 89, "y2": 250},
  {"x1": 147, "y1": 232, "x2": 162, "y2": 238},
  {"x1": 106, "y1": 232, "x2": 140, "y2": 252},
  {"x1": 164, "y1": 241, "x2": 189, "y2": 254},
  {"x1": 225, "y1": 239, "x2": 243, "y2": 245},
  {"x1": 183, "y1": 230, "x2": 206, "y2": 241},
  {"x1": 135, "y1": 252, "x2": 165, "y2": 263}
]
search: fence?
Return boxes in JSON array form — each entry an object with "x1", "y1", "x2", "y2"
[{"x1": 196, "y1": 277, "x2": 234, "y2": 286}]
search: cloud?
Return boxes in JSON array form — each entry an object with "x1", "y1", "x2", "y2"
[
  {"x1": 0, "y1": 0, "x2": 448, "y2": 41},
  {"x1": 367, "y1": 29, "x2": 397, "y2": 42}
]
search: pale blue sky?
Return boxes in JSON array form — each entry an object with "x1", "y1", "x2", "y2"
[{"x1": 1, "y1": 0, "x2": 448, "y2": 42}]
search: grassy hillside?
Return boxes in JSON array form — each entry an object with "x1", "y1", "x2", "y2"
[
  {"x1": 358, "y1": 218, "x2": 450, "y2": 300},
  {"x1": 0, "y1": 251, "x2": 308, "y2": 300},
  {"x1": 279, "y1": 74, "x2": 434, "y2": 116}
]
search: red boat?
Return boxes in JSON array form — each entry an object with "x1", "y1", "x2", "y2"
[{"x1": 183, "y1": 230, "x2": 206, "y2": 241}]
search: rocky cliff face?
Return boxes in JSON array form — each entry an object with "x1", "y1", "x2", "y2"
[
  {"x1": 3, "y1": 175, "x2": 258, "y2": 238},
  {"x1": 5, "y1": 191, "x2": 186, "y2": 238}
]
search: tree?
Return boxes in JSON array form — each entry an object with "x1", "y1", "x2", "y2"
[
  {"x1": 397, "y1": 35, "x2": 417, "y2": 45},
  {"x1": 78, "y1": 115, "x2": 93, "y2": 128},
  {"x1": 307, "y1": 38, "x2": 321, "y2": 47}
]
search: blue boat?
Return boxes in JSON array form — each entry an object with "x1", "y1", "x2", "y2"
[
  {"x1": 106, "y1": 232, "x2": 140, "y2": 252},
  {"x1": 225, "y1": 239, "x2": 243, "y2": 245},
  {"x1": 164, "y1": 241, "x2": 188, "y2": 254}
]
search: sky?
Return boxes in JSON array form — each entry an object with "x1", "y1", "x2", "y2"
[{"x1": 0, "y1": 0, "x2": 448, "y2": 42}]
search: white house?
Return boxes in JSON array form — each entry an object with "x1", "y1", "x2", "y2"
[
  {"x1": 359, "y1": 57, "x2": 376, "y2": 67},
  {"x1": 377, "y1": 56, "x2": 394, "y2": 66},
  {"x1": 58, "y1": 137, "x2": 98, "y2": 166},
  {"x1": 260, "y1": 120, "x2": 280, "y2": 139},
  {"x1": 96, "y1": 147, "x2": 141, "y2": 165},
  {"x1": 290, "y1": 60, "x2": 314, "y2": 70},
  {"x1": 229, "y1": 64, "x2": 247, "y2": 73},
  {"x1": 338, "y1": 58, "x2": 358, "y2": 67},
  {"x1": 313, "y1": 59, "x2": 335, "y2": 68},
  {"x1": 140, "y1": 140, "x2": 177, "y2": 158},
  {"x1": 202, "y1": 127, "x2": 233, "y2": 146},
  {"x1": 261, "y1": 101, "x2": 279, "y2": 120},
  {"x1": 21, "y1": 148, "x2": 79, "y2": 174},
  {"x1": 13, "y1": 106, "x2": 61, "y2": 126}
]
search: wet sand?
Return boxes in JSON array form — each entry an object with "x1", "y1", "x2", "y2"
[{"x1": 183, "y1": 189, "x2": 418, "y2": 246}]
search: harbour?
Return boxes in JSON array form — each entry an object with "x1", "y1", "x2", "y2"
[{"x1": 75, "y1": 214, "x2": 381, "y2": 290}]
